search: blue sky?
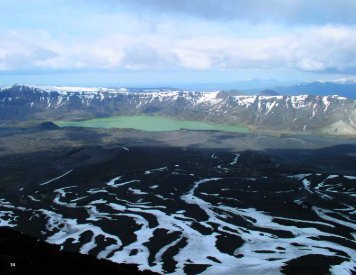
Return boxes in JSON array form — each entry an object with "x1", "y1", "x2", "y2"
[{"x1": 0, "y1": 0, "x2": 356, "y2": 88}]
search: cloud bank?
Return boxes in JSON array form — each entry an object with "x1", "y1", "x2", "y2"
[
  {"x1": 1, "y1": 0, "x2": 356, "y2": 85},
  {"x1": 1, "y1": 25, "x2": 356, "y2": 74}
]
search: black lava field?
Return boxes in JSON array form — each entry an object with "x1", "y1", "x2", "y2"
[{"x1": 0, "y1": 144, "x2": 355, "y2": 274}]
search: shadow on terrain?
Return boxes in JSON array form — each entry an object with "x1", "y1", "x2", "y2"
[
  {"x1": 0, "y1": 227, "x2": 158, "y2": 275},
  {"x1": 264, "y1": 144, "x2": 356, "y2": 176}
]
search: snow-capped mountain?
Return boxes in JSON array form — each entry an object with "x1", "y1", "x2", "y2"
[
  {"x1": 0, "y1": 84, "x2": 355, "y2": 135},
  {"x1": 273, "y1": 79, "x2": 356, "y2": 99}
]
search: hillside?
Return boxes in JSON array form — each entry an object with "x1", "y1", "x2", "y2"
[{"x1": 0, "y1": 85, "x2": 355, "y2": 136}]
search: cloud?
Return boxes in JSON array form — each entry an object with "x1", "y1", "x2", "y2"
[
  {"x1": 107, "y1": 0, "x2": 356, "y2": 25},
  {"x1": 120, "y1": 44, "x2": 177, "y2": 70},
  {"x1": 171, "y1": 25, "x2": 356, "y2": 73},
  {"x1": 0, "y1": 31, "x2": 59, "y2": 70},
  {"x1": 1, "y1": 25, "x2": 356, "y2": 75}
]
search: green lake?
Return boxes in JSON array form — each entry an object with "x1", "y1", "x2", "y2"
[{"x1": 55, "y1": 115, "x2": 249, "y2": 133}]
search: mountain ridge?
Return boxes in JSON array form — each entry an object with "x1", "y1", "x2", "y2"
[
  {"x1": 1, "y1": 84, "x2": 355, "y2": 136},
  {"x1": 272, "y1": 80, "x2": 356, "y2": 99}
]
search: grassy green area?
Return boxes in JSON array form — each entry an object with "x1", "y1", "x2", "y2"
[{"x1": 55, "y1": 115, "x2": 249, "y2": 133}]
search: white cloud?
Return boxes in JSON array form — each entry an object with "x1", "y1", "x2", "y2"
[
  {"x1": 297, "y1": 58, "x2": 326, "y2": 71},
  {"x1": 1, "y1": 25, "x2": 356, "y2": 74},
  {"x1": 170, "y1": 25, "x2": 356, "y2": 72}
]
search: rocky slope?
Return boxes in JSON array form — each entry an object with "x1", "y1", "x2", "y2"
[{"x1": 0, "y1": 84, "x2": 355, "y2": 135}]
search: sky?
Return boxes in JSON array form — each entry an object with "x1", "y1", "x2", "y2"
[{"x1": 0, "y1": 0, "x2": 356, "y2": 88}]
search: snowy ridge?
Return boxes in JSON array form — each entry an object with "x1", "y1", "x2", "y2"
[
  {"x1": 0, "y1": 84, "x2": 128, "y2": 94},
  {"x1": 0, "y1": 84, "x2": 351, "y2": 108},
  {"x1": 0, "y1": 84, "x2": 355, "y2": 134},
  {"x1": 316, "y1": 78, "x2": 356, "y2": 84}
]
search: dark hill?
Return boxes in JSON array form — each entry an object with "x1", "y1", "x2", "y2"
[{"x1": 0, "y1": 227, "x2": 158, "y2": 275}]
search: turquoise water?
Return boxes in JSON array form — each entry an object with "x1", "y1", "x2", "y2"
[{"x1": 56, "y1": 115, "x2": 249, "y2": 133}]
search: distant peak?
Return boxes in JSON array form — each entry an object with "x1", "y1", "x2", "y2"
[
  {"x1": 258, "y1": 89, "x2": 280, "y2": 96},
  {"x1": 300, "y1": 78, "x2": 356, "y2": 85}
]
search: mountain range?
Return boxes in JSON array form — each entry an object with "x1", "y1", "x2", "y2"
[
  {"x1": 272, "y1": 79, "x2": 356, "y2": 99},
  {"x1": 0, "y1": 84, "x2": 355, "y2": 136},
  {"x1": 177, "y1": 78, "x2": 356, "y2": 99}
]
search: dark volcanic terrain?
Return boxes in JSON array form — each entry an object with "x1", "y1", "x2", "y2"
[
  {"x1": 0, "y1": 125, "x2": 355, "y2": 274},
  {"x1": 0, "y1": 227, "x2": 158, "y2": 275}
]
